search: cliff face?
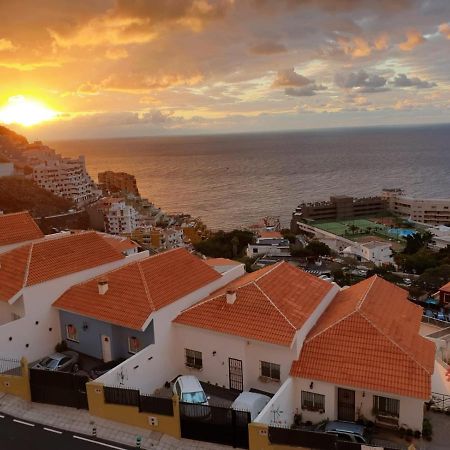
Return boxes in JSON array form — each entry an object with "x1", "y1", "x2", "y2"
[{"x1": 0, "y1": 125, "x2": 28, "y2": 146}]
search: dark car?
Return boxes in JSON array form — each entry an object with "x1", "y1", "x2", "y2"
[
  {"x1": 316, "y1": 421, "x2": 371, "y2": 444},
  {"x1": 33, "y1": 351, "x2": 79, "y2": 372}
]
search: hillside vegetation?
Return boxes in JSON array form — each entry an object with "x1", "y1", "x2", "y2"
[{"x1": 0, "y1": 176, "x2": 73, "y2": 217}]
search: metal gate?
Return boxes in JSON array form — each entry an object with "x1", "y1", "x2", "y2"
[
  {"x1": 337, "y1": 388, "x2": 355, "y2": 422},
  {"x1": 180, "y1": 402, "x2": 250, "y2": 448},
  {"x1": 229, "y1": 358, "x2": 243, "y2": 391},
  {"x1": 29, "y1": 368, "x2": 89, "y2": 409}
]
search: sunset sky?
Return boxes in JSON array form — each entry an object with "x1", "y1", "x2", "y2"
[{"x1": 1, "y1": 0, "x2": 450, "y2": 139}]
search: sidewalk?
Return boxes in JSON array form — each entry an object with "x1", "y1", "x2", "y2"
[{"x1": 0, "y1": 393, "x2": 227, "y2": 450}]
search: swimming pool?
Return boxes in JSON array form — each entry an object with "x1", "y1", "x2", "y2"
[{"x1": 387, "y1": 228, "x2": 417, "y2": 238}]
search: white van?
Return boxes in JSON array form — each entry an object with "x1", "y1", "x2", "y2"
[{"x1": 231, "y1": 392, "x2": 270, "y2": 420}]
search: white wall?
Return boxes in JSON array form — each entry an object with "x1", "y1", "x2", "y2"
[
  {"x1": 172, "y1": 325, "x2": 297, "y2": 394},
  {"x1": 0, "y1": 251, "x2": 148, "y2": 361},
  {"x1": 0, "y1": 296, "x2": 25, "y2": 325},
  {"x1": 255, "y1": 377, "x2": 297, "y2": 427},
  {"x1": 98, "y1": 264, "x2": 245, "y2": 394}
]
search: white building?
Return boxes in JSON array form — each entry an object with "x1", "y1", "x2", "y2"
[
  {"x1": 428, "y1": 225, "x2": 450, "y2": 250},
  {"x1": 246, "y1": 231, "x2": 290, "y2": 258},
  {"x1": 32, "y1": 154, "x2": 100, "y2": 206},
  {"x1": 342, "y1": 240, "x2": 393, "y2": 266},
  {"x1": 0, "y1": 160, "x2": 14, "y2": 177},
  {"x1": 0, "y1": 231, "x2": 148, "y2": 361},
  {"x1": 383, "y1": 189, "x2": 450, "y2": 225},
  {"x1": 103, "y1": 199, "x2": 139, "y2": 235}
]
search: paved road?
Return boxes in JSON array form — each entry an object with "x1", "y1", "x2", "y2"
[{"x1": 0, "y1": 414, "x2": 136, "y2": 450}]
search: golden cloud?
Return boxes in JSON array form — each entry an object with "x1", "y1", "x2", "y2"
[
  {"x1": 398, "y1": 30, "x2": 425, "y2": 51},
  {"x1": 105, "y1": 47, "x2": 129, "y2": 60},
  {"x1": 439, "y1": 23, "x2": 450, "y2": 40},
  {"x1": 0, "y1": 38, "x2": 17, "y2": 51}
]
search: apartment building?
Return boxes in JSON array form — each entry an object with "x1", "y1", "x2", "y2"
[
  {"x1": 98, "y1": 171, "x2": 140, "y2": 196},
  {"x1": 291, "y1": 195, "x2": 386, "y2": 231},
  {"x1": 32, "y1": 155, "x2": 100, "y2": 206},
  {"x1": 382, "y1": 189, "x2": 450, "y2": 225},
  {"x1": 91, "y1": 197, "x2": 139, "y2": 235}
]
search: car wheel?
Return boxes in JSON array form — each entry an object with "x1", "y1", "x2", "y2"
[{"x1": 72, "y1": 363, "x2": 79, "y2": 373}]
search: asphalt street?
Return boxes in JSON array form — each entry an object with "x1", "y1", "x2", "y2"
[{"x1": 0, "y1": 413, "x2": 136, "y2": 450}]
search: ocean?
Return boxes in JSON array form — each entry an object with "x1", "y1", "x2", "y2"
[{"x1": 50, "y1": 124, "x2": 450, "y2": 230}]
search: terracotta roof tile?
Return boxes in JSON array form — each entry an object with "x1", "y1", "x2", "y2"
[
  {"x1": 174, "y1": 262, "x2": 334, "y2": 346},
  {"x1": 259, "y1": 231, "x2": 283, "y2": 239},
  {"x1": 99, "y1": 233, "x2": 140, "y2": 254},
  {"x1": 440, "y1": 281, "x2": 450, "y2": 294},
  {"x1": 0, "y1": 211, "x2": 43, "y2": 246},
  {"x1": 53, "y1": 248, "x2": 221, "y2": 330},
  {"x1": 291, "y1": 276, "x2": 435, "y2": 399},
  {"x1": 0, "y1": 232, "x2": 124, "y2": 302}
]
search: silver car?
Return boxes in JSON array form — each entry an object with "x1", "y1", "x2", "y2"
[{"x1": 33, "y1": 351, "x2": 79, "y2": 372}]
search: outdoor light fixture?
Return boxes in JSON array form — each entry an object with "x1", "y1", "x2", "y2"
[
  {"x1": 82, "y1": 321, "x2": 89, "y2": 331},
  {"x1": 310, "y1": 382, "x2": 314, "y2": 389},
  {"x1": 212, "y1": 351, "x2": 217, "y2": 356}
]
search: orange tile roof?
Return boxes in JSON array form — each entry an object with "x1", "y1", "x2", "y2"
[
  {"x1": 290, "y1": 276, "x2": 435, "y2": 400},
  {"x1": 440, "y1": 281, "x2": 450, "y2": 294},
  {"x1": 99, "y1": 234, "x2": 140, "y2": 254},
  {"x1": 0, "y1": 211, "x2": 43, "y2": 246},
  {"x1": 53, "y1": 248, "x2": 221, "y2": 330},
  {"x1": 205, "y1": 258, "x2": 241, "y2": 266},
  {"x1": 0, "y1": 232, "x2": 124, "y2": 302},
  {"x1": 174, "y1": 262, "x2": 334, "y2": 346}
]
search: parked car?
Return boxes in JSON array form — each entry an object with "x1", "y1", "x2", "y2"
[
  {"x1": 316, "y1": 421, "x2": 371, "y2": 444},
  {"x1": 33, "y1": 351, "x2": 79, "y2": 372},
  {"x1": 173, "y1": 375, "x2": 209, "y2": 405},
  {"x1": 230, "y1": 392, "x2": 271, "y2": 420}
]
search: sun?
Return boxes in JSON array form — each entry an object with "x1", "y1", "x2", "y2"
[{"x1": 0, "y1": 95, "x2": 58, "y2": 127}]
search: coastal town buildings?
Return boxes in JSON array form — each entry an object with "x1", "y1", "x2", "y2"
[
  {"x1": 342, "y1": 240, "x2": 393, "y2": 265},
  {"x1": 32, "y1": 154, "x2": 100, "y2": 206},
  {"x1": 246, "y1": 231, "x2": 290, "y2": 258},
  {"x1": 0, "y1": 157, "x2": 14, "y2": 177},
  {"x1": 382, "y1": 188, "x2": 450, "y2": 225},
  {"x1": 98, "y1": 171, "x2": 140, "y2": 196},
  {"x1": 291, "y1": 195, "x2": 386, "y2": 230}
]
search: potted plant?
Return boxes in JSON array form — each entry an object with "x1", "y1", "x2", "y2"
[
  {"x1": 293, "y1": 413, "x2": 302, "y2": 427},
  {"x1": 399, "y1": 427, "x2": 406, "y2": 438}
]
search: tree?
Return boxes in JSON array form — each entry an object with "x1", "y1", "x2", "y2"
[
  {"x1": 281, "y1": 228, "x2": 297, "y2": 244},
  {"x1": 305, "y1": 240, "x2": 331, "y2": 257},
  {"x1": 194, "y1": 229, "x2": 254, "y2": 259}
]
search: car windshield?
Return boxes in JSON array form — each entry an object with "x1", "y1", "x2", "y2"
[
  {"x1": 40, "y1": 357, "x2": 59, "y2": 369},
  {"x1": 182, "y1": 391, "x2": 207, "y2": 404}
]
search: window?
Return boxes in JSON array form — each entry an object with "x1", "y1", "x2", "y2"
[
  {"x1": 185, "y1": 349, "x2": 203, "y2": 369},
  {"x1": 66, "y1": 324, "x2": 78, "y2": 342},
  {"x1": 373, "y1": 395, "x2": 400, "y2": 418},
  {"x1": 260, "y1": 361, "x2": 281, "y2": 381},
  {"x1": 301, "y1": 391, "x2": 325, "y2": 412},
  {"x1": 128, "y1": 336, "x2": 140, "y2": 354}
]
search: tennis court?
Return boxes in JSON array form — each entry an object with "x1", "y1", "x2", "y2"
[{"x1": 314, "y1": 218, "x2": 385, "y2": 237}]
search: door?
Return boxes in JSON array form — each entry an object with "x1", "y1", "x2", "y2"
[
  {"x1": 337, "y1": 388, "x2": 355, "y2": 421},
  {"x1": 228, "y1": 358, "x2": 243, "y2": 391},
  {"x1": 101, "y1": 335, "x2": 112, "y2": 362}
]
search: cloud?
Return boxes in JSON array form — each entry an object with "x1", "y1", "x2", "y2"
[
  {"x1": 335, "y1": 70, "x2": 388, "y2": 93},
  {"x1": 250, "y1": 41, "x2": 287, "y2": 55},
  {"x1": 439, "y1": 23, "x2": 450, "y2": 39},
  {"x1": 398, "y1": 30, "x2": 425, "y2": 51},
  {"x1": 285, "y1": 84, "x2": 327, "y2": 97},
  {"x1": 336, "y1": 36, "x2": 372, "y2": 58},
  {"x1": 391, "y1": 73, "x2": 436, "y2": 89},
  {"x1": 0, "y1": 38, "x2": 17, "y2": 51},
  {"x1": 272, "y1": 68, "x2": 312, "y2": 87},
  {"x1": 105, "y1": 47, "x2": 129, "y2": 60}
]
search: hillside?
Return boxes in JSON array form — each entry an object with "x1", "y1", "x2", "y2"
[
  {"x1": 0, "y1": 125, "x2": 28, "y2": 145},
  {"x1": 0, "y1": 176, "x2": 73, "y2": 217}
]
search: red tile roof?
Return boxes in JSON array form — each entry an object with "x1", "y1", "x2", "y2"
[
  {"x1": 99, "y1": 234, "x2": 140, "y2": 254},
  {"x1": 173, "y1": 262, "x2": 334, "y2": 346},
  {"x1": 440, "y1": 281, "x2": 450, "y2": 294},
  {"x1": 259, "y1": 231, "x2": 283, "y2": 239},
  {"x1": 0, "y1": 211, "x2": 43, "y2": 246},
  {"x1": 290, "y1": 276, "x2": 435, "y2": 399},
  {"x1": 0, "y1": 232, "x2": 124, "y2": 302},
  {"x1": 53, "y1": 248, "x2": 221, "y2": 330}
]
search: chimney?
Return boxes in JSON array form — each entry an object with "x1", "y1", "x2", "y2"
[
  {"x1": 98, "y1": 279, "x2": 109, "y2": 295},
  {"x1": 226, "y1": 289, "x2": 237, "y2": 305}
]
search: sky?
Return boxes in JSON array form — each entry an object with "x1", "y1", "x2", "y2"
[{"x1": 1, "y1": 0, "x2": 450, "y2": 139}]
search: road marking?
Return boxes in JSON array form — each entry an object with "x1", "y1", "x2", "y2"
[
  {"x1": 73, "y1": 435, "x2": 127, "y2": 450},
  {"x1": 44, "y1": 427, "x2": 63, "y2": 434},
  {"x1": 13, "y1": 419, "x2": 35, "y2": 427}
]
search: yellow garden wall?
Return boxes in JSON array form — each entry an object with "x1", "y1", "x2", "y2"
[
  {"x1": 86, "y1": 382, "x2": 181, "y2": 439},
  {"x1": 0, "y1": 357, "x2": 31, "y2": 401},
  {"x1": 249, "y1": 423, "x2": 309, "y2": 450}
]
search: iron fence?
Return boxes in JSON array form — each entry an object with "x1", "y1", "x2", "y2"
[
  {"x1": 103, "y1": 385, "x2": 174, "y2": 416},
  {"x1": 430, "y1": 391, "x2": 450, "y2": 412},
  {"x1": 0, "y1": 357, "x2": 22, "y2": 376}
]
